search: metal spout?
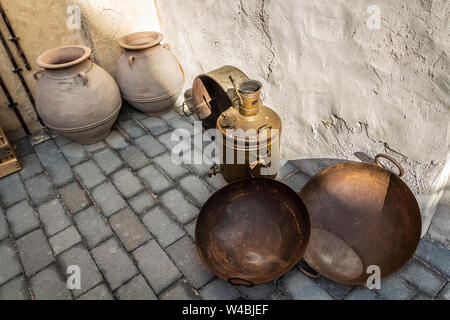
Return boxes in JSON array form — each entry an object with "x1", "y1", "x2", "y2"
[{"x1": 237, "y1": 79, "x2": 262, "y2": 116}]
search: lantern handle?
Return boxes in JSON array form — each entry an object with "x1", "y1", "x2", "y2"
[
  {"x1": 229, "y1": 76, "x2": 243, "y2": 106},
  {"x1": 375, "y1": 154, "x2": 404, "y2": 178}
]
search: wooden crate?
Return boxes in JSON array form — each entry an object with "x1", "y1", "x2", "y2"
[{"x1": 0, "y1": 127, "x2": 21, "y2": 179}]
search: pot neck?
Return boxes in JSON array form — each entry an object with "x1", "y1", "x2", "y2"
[{"x1": 43, "y1": 59, "x2": 93, "y2": 77}]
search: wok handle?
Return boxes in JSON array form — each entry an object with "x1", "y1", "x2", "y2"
[
  {"x1": 375, "y1": 154, "x2": 405, "y2": 178},
  {"x1": 228, "y1": 277, "x2": 254, "y2": 287},
  {"x1": 296, "y1": 259, "x2": 320, "y2": 279}
]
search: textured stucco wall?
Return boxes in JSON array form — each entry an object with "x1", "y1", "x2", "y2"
[
  {"x1": 155, "y1": 0, "x2": 450, "y2": 234},
  {"x1": 0, "y1": 0, "x2": 160, "y2": 140}
]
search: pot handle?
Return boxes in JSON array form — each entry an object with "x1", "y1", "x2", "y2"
[
  {"x1": 78, "y1": 72, "x2": 88, "y2": 85},
  {"x1": 163, "y1": 43, "x2": 186, "y2": 85},
  {"x1": 375, "y1": 154, "x2": 404, "y2": 177},
  {"x1": 228, "y1": 277, "x2": 254, "y2": 287},
  {"x1": 297, "y1": 259, "x2": 320, "y2": 279},
  {"x1": 128, "y1": 55, "x2": 135, "y2": 66},
  {"x1": 33, "y1": 70, "x2": 44, "y2": 81}
]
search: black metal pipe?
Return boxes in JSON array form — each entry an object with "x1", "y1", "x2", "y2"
[
  {"x1": 0, "y1": 27, "x2": 44, "y2": 127},
  {"x1": 0, "y1": 2, "x2": 31, "y2": 70},
  {"x1": 0, "y1": 74, "x2": 30, "y2": 134}
]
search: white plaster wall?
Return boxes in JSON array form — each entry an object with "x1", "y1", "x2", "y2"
[{"x1": 155, "y1": 0, "x2": 450, "y2": 235}]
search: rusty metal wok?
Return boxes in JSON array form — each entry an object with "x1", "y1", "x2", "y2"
[
  {"x1": 298, "y1": 154, "x2": 422, "y2": 285},
  {"x1": 195, "y1": 178, "x2": 311, "y2": 286}
]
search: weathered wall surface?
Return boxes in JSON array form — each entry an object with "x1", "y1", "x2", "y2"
[
  {"x1": 155, "y1": 0, "x2": 450, "y2": 234},
  {"x1": 0, "y1": 0, "x2": 160, "y2": 140}
]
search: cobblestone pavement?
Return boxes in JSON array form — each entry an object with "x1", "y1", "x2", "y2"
[{"x1": 0, "y1": 104, "x2": 449, "y2": 300}]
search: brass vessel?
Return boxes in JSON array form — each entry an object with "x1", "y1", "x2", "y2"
[{"x1": 214, "y1": 78, "x2": 281, "y2": 182}]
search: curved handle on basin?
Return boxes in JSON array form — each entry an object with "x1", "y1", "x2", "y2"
[
  {"x1": 228, "y1": 277, "x2": 254, "y2": 287},
  {"x1": 128, "y1": 55, "x2": 135, "y2": 66},
  {"x1": 375, "y1": 154, "x2": 404, "y2": 178},
  {"x1": 33, "y1": 70, "x2": 44, "y2": 81},
  {"x1": 163, "y1": 43, "x2": 186, "y2": 85},
  {"x1": 78, "y1": 72, "x2": 88, "y2": 85},
  {"x1": 297, "y1": 259, "x2": 320, "y2": 279}
]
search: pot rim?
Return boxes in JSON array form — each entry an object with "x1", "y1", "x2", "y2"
[
  {"x1": 36, "y1": 45, "x2": 92, "y2": 70},
  {"x1": 118, "y1": 31, "x2": 164, "y2": 50}
]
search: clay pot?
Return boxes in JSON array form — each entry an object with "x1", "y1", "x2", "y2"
[
  {"x1": 116, "y1": 31, "x2": 185, "y2": 116},
  {"x1": 34, "y1": 45, "x2": 122, "y2": 144}
]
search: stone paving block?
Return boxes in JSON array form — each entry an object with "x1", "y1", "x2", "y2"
[
  {"x1": 0, "y1": 173, "x2": 26, "y2": 207},
  {"x1": 413, "y1": 293, "x2": 430, "y2": 300},
  {"x1": 58, "y1": 245, "x2": 103, "y2": 296},
  {"x1": 158, "y1": 131, "x2": 189, "y2": 151},
  {"x1": 19, "y1": 153, "x2": 44, "y2": 180},
  {"x1": 25, "y1": 173, "x2": 55, "y2": 205},
  {"x1": 415, "y1": 237, "x2": 450, "y2": 278},
  {"x1": 49, "y1": 226, "x2": 82, "y2": 255},
  {"x1": 185, "y1": 148, "x2": 213, "y2": 177},
  {"x1": 37, "y1": 199, "x2": 72, "y2": 236},
  {"x1": 129, "y1": 108, "x2": 148, "y2": 120},
  {"x1": 280, "y1": 269, "x2": 333, "y2": 300},
  {"x1": 54, "y1": 135, "x2": 71, "y2": 147},
  {"x1": 128, "y1": 192, "x2": 157, "y2": 215},
  {"x1": 316, "y1": 276, "x2": 354, "y2": 300},
  {"x1": 140, "y1": 117, "x2": 170, "y2": 136},
  {"x1": 132, "y1": 240, "x2": 181, "y2": 294},
  {"x1": 344, "y1": 286, "x2": 380, "y2": 300},
  {"x1": 84, "y1": 141, "x2": 106, "y2": 152},
  {"x1": 109, "y1": 208, "x2": 151, "y2": 251},
  {"x1": 111, "y1": 168, "x2": 145, "y2": 199},
  {"x1": 168, "y1": 118, "x2": 197, "y2": 136},
  {"x1": 166, "y1": 236, "x2": 214, "y2": 289},
  {"x1": 184, "y1": 219, "x2": 196, "y2": 239},
  {"x1": 61, "y1": 142, "x2": 89, "y2": 166},
  {"x1": 284, "y1": 171, "x2": 311, "y2": 193},
  {"x1": 91, "y1": 238, "x2": 138, "y2": 290},
  {"x1": 16, "y1": 229, "x2": 53, "y2": 277},
  {"x1": 74, "y1": 160, "x2": 106, "y2": 189},
  {"x1": 34, "y1": 140, "x2": 73, "y2": 186},
  {"x1": 277, "y1": 159, "x2": 299, "y2": 181},
  {"x1": 115, "y1": 275, "x2": 157, "y2": 300},
  {"x1": 78, "y1": 283, "x2": 114, "y2": 300},
  {"x1": 91, "y1": 181, "x2": 127, "y2": 217},
  {"x1": 153, "y1": 152, "x2": 189, "y2": 179},
  {"x1": 160, "y1": 109, "x2": 181, "y2": 122},
  {"x1": 74, "y1": 207, "x2": 113, "y2": 249},
  {"x1": 105, "y1": 130, "x2": 129, "y2": 150},
  {"x1": 30, "y1": 265, "x2": 72, "y2": 300},
  {"x1": 179, "y1": 175, "x2": 213, "y2": 206},
  {"x1": 205, "y1": 173, "x2": 227, "y2": 190},
  {"x1": 13, "y1": 136, "x2": 33, "y2": 158},
  {"x1": 238, "y1": 282, "x2": 278, "y2": 300},
  {"x1": 138, "y1": 165, "x2": 173, "y2": 194},
  {"x1": 59, "y1": 182, "x2": 90, "y2": 214},
  {"x1": 93, "y1": 149, "x2": 123, "y2": 175},
  {"x1": 134, "y1": 135, "x2": 166, "y2": 158},
  {"x1": 200, "y1": 278, "x2": 240, "y2": 300},
  {"x1": 378, "y1": 275, "x2": 417, "y2": 300},
  {"x1": 118, "y1": 119, "x2": 146, "y2": 138},
  {"x1": 142, "y1": 206, "x2": 185, "y2": 248},
  {"x1": 160, "y1": 189, "x2": 199, "y2": 224},
  {"x1": 0, "y1": 239, "x2": 23, "y2": 285},
  {"x1": 160, "y1": 279, "x2": 200, "y2": 300},
  {"x1": 399, "y1": 258, "x2": 446, "y2": 297},
  {"x1": 0, "y1": 208, "x2": 9, "y2": 240},
  {"x1": 0, "y1": 275, "x2": 29, "y2": 300},
  {"x1": 437, "y1": 282, "x2": 450, "y2": 300},
  {"x1": 119, "y1": 145, "x2": 150, "y2": 170},
  {"x1": 5, "y1": 200, "x2": 39, "y2": 238}
]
